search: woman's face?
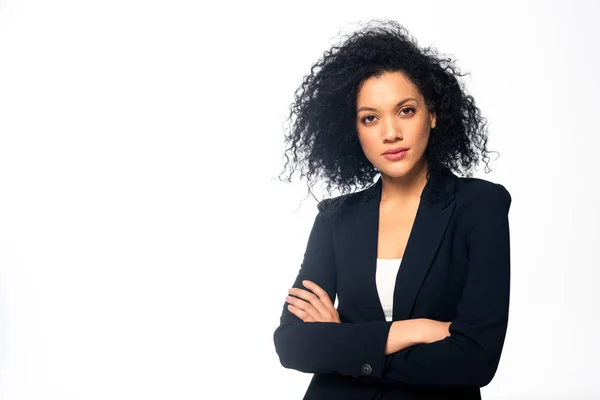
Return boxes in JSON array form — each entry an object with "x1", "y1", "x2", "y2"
[{"x1": 355, "y1": 71, "x2": 436, "y2": 179}]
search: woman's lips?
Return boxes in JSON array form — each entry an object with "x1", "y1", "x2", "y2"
[{"x1": 382, "y1": 149, "x2": 408, "y2": 160}]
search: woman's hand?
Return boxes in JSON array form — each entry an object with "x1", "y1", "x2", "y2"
[
  {"x1": 414, "y1": 318, "x2": 451, "y2": 344},
  {"x1": 285, "y1": 280, "x2": 341, "y2": 323},
  {"x1": 385, "y1": 318, "x2": 451, "y2": 354}
]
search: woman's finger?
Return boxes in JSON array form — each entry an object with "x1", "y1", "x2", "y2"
[
  {"x1": 301, "y1": 281, "x2": 341, "y2": 323},
  {"x1": 287, "y1": 304, "x2": 315, "y2": 322},
  {"x1": 286, "y1": 295, "x2": 321, "y2": 321},
  {"x1": 289, "y1": 287, "x2": 330, "y2": 318},
  {"x1": 302, "y1": 281, "x2": 335, "y2": 309}
]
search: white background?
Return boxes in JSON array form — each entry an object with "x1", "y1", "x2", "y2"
[{"x1": 1, "y1": 0, "x2": 599, "y2": 399}]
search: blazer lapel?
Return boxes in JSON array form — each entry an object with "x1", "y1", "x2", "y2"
[
  {"x1": 392, "y1": 175, "x2": 456, "y2": 320},
  {"x1": 344, "y1": 171, "x2": 457, "y2": 322},
  {"x1": 345, "y1": 183, "x2": 385, "y2": 321}
]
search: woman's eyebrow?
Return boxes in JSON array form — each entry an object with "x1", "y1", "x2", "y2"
[{"x1": 357, "y1": 97, "x2": 418, "y2": 113}]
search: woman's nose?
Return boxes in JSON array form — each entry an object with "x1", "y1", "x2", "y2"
[{"x1": 382, "y1": 118, "x2": 402, "y2": 140}]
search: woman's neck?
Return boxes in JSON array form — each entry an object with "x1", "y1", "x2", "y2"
[{"x1": 380, "y1": 161, "x2": 429, "y2": 205}]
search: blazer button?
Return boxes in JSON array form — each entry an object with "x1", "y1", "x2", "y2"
[{"x1": 361, "y1": 363, "x2": 372, "y2": 376}]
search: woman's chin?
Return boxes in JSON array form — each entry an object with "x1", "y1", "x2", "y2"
[{"x1": 378, "y1": 165, "x2": 411, "y2": 178}]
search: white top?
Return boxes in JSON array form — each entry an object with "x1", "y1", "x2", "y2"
[{"x1": 376, "y1": 258, "x2": 402, "y2": 321}]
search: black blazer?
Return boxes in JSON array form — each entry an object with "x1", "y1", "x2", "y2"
[{"x1": 273, "y1": 171, "x2": 512, "y2": 400}]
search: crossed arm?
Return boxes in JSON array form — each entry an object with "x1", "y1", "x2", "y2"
[
  {"x1": 273, "y1": 184, "x2": 512, "y2": 388},
  {"x1": 285, "y1": 279, "x2": 451, "y2": 354}
]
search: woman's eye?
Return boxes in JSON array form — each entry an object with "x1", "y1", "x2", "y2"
[
  {"x1": 361, "y1": 108, "x2": 414, "y2": 124},
  {"x1": 362, "y1": 115, "x2": 376, "y2": 124}
]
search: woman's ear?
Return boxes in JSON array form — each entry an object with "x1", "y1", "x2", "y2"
[{"x1": 430, "y1": 113, "x2": 437, "y2": 129}]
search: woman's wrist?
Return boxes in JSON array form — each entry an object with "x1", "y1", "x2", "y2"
[{"x1": 385, "y1": 319, "x2": 422, "y2": 355}]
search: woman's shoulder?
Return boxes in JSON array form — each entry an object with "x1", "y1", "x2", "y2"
[
  {"x1": 316, "y1": 175, "x2": 512, "y2": 217},
  {"x1": 316, "y1": 186, "x2": 372, "y2": 219},
  {"x1": 454, "y1": 176, "x2": 512, "y2": 211}
]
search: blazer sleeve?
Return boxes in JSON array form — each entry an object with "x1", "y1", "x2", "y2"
[
  {"x1": 369, "y1": 183, "x2": 512, "y2": 388},
  {"x1": 273, "y1": 203, "x2": 394, "y2": 377}
]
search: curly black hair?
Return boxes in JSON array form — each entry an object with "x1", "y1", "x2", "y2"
[{"x1": 278, "y1": 19, "x2": 496, "y2": 212}]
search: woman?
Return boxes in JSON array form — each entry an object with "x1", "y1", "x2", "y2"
[{"x1": 273, "y1": 20, "x2": 511, "y2": 400}]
